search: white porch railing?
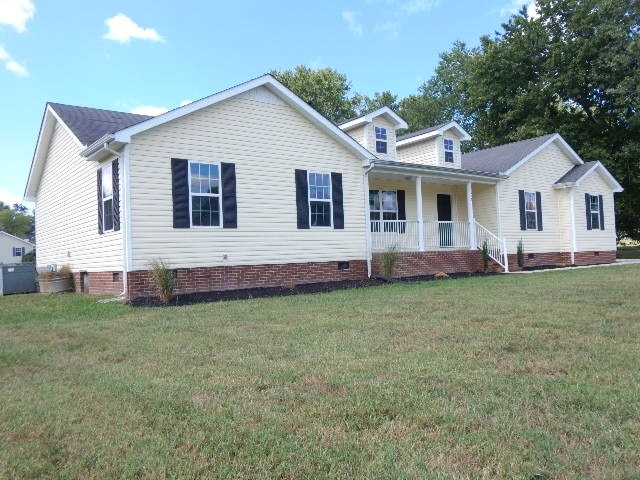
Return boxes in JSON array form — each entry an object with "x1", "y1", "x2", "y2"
[
  {"x1": 424, "y1": 221, "x2": 470, "y2": 249},
  {"x1": 475, "y1": 222, "x2": 509, "y2": 271}
]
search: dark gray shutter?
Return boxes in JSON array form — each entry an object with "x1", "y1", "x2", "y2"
[
  {"x1": 331, "y1": 172, "x2": 344, "y2": 229},
  {"x1": 518, "y1": 190, "x2": 526, "y2": 230},
  {"x1": 221, "y1": 163, "x2": 237, "y2": 228},
  {"x1": 397, "y1": 190, "x2": 406, "y2": 220},
  {"x1": 585, "y1": 193, "x2": 592, "y2": 230},
  {"x1": 171, "y1": 158, "x2": 190, "y2": 228},
  {"x1": 112, "y1": 159, "x2": 120, "y2": 231},
  {"x1": 598, "y1": 195, "x2": 605, "y2": 230},
  {"x1": 536, "y1": 191, "x2": 543, "y2": 231},
  {"x1": 295, "y1": 169, "x2": 309, "y2": 229},
  {"x1": 97, "y1": 168, "x2": 103, "y2": 234}
]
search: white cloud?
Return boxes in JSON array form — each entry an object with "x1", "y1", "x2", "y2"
[
  {"x1": 179, "y1": 100, "x2": 193, "y2": 107},
  {"x1": 500, "y1": 0, "x2": 538, "y2": 18},
  {"x1": 342, "y1": 10, "x2": 363, "y2": 37},
  {"x1": 374, "y1": 21, "x2": 400, "y2": 40},
  {"x1": 104, "y1": 13, "x2": 165, "y2": 43},
  {"x1": 0, "y1": 0, "x2": 35, "y2": 33},
  {"x1": 0, "y1": 44, "x2": 28, "y2": 77},
  {"x1": 130, "y1": 105, "x2": 168, "y2": 116}
]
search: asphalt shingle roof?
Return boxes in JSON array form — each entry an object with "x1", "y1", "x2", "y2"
[
  {"x1": 555, "y1": 161, "x2": 596, "y2": 184},
  {"x1": 48, "y1": 103, "x2": 152, "y2": 146},
  {"x1": 461, "y1": 134, "x2": 556, "y2": 174},
  {"x1": 396, "y1": 122, "x2": 452, "y2": 142}
]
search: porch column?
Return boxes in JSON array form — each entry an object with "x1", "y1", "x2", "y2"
[
  {"x1": 415, "y1": 176, "x2": 425, "y2": 251},
  {"x1": 466, "y1": 182, "x2": 477, "y2": 249}
]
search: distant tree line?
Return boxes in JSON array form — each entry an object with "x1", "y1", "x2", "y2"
[{"x1": 272, "y1": 0, "x2": 639, "y2": 240}]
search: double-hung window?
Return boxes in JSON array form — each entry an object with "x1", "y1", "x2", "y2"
[
  {"x1": 524, "y1": 190, "x2": 538, "y2": 230},
  {"x1": 101, "y1": 163, "x2": 114, "y2": 232},
  {"x1": 12, "y1": 246, "x2": 25, "y2": 257},
  {"x1": 589, "y1": 194, "x2": 600, "y2": 229},
  {"x1": 375, "y1": 126, "x2": 387, "y2": 154},
  {"x1": 444, "y1": 138, "x2": 454, "y2": 163},
  {"x1": 369, "y1": 190, "x2": 398, "y2": 232},
  {"x1": 308, "y1": 172, "x2": 332, "y2": 227},
  {"x1": 189, "y1": 162, "x2": 221, "y2": 227}
]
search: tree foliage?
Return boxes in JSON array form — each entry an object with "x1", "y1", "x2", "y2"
[{"x1": 0, "y1": 203, "x2": 34, "y2": 238}]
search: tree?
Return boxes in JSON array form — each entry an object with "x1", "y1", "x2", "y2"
[
  {"x1": 270, "y1": 66, "x2": 358, "y2": 123},
  {"x1": 0, "y1": 204, "x2": 34, "y2": 238},
  {"x1": 353, "y1": 90, "x2": 400, "y2": 115}
]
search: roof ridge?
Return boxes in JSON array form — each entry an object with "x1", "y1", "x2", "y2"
[{"x1": 48, "y1": 102, "x2": 152, "y2": 119}]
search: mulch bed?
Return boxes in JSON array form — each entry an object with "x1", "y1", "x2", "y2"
[{"x1": 129, "y1": 271, "x2": 500, "y2": 307}]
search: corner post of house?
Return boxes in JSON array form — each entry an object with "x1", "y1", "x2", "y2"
[
  {"x1": 502, "y1": 237, "x2": 509, "y2": 272},
  {"x1": 466, "y1": 181, "x2": 476, "y2": 249},
  {"x1": 415, "y1": 176, "x2": 424, "y2": 251},
  {"x1": 568, "y1": 187, "x2": 576, "y2": 265}
]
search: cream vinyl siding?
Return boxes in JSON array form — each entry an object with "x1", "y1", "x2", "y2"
[
  {"x1": 127, "y1": 89, "x2": 366, "y2": 270},
  {"x1": 573, "y1": 173, "x2": 617, "y2": 252},
  {"x1": 343, "y1": 125, "x2": 365, "y2": 147},
  {"x1": 35, "y1": 123, "x2": 123, "y2": 271},
  {"x1": 397, "y1": 138, "x2": 438, "y2": 166},
  {"x1": 366, "y1": 117, "x2": 398, "y2": 161},
  {"x1": 0, "y1": 233, "x2": 33, "y2": 264},
  {"x1": 499, "y1": 142, "x2": 574, "y2": 254},
  {"x1": 471, "y1": 183, "x2": 498, "y2": 232}
]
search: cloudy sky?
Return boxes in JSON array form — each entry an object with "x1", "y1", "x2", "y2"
[{"x1": 0, "y1": 0, "x2": 535, "y2": 207}]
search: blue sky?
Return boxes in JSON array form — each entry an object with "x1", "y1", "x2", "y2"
[{"x1": 0, "y1": 0, "x2": 533, "y2": 208}]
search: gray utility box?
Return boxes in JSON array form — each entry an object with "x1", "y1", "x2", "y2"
[{"x1": 0, "y1": 263, "x2": 37, "y2": 295}]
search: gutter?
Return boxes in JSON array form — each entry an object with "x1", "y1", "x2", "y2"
[
  {"x1": 363, "y1": 161, "x2": 375, "y2": 278},
  {"x1": 81, "y1": 134, "x2": 115, "y2": 158},
  {"x1": 102, "y1": 141, "x2": 129, "y2": 299}
]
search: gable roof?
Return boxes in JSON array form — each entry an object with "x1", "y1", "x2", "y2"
[
  {"x1": 48, "y1": 103, "x2": 151, "y2": 146},
  {"x1": 25, "y1": 74, "x2": 376, "y2": 201},
  {"x1": 461, "y1": 133, "x2": 582, "y2": 175},
  {"x1": 0, "y1": 230, "x2": 34, "y2": 247},
  {"x1": 396, "y1": 120, "x2": 471, "y2": 146},
  {"x1": 555, "y1": 161, "x2": 623, "y2": 192},
  {"x1": 338, "y1": 106, "x2": 408, "y2": 131}
]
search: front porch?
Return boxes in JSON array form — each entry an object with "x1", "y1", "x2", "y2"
[{"x1": 366, "y1": 160, "x2": 509, "y2": 271}]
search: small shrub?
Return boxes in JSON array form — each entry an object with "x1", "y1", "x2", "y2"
[
  {"x1": 22, "y1": 250, "x2": 35, "y2": 263},
  {"x1": 149, "y1": 259, "x2": 175, "y2": 304},
  {"x1": 37, "y1": 264, "x2": 72, "y2": 281},
  {"x1": 481, "y1": 240, "x2": 489, "y2": 272},
  {"x1": 517, "y1": 239, "x2": 525, "y2": 268},
  {"x1": 380, "y1": 245, "x2": 399, "y2": 278}
]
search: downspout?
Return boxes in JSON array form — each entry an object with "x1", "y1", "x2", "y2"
[
  {"x1": 103, "y1": 142, "x2": 129, "y2": 298},
  {"x1": 363, "y1": 162, "x2": 375, "y2": 277}
]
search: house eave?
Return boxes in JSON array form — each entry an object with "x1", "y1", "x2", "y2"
[{"x1": 366, "y1": 159, "x2": 506, "y2": 184}]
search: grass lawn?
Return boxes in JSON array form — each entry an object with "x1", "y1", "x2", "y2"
[
  {"x1": 617, "y1": 246, "x2": 640, "y2": 259},
  {"x1": 1, "y1": 266, "x2": 639, "y2": 479}
]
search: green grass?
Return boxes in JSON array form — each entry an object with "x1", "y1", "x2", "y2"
[
  {"x1": 617, "y1": 246, "x2": 640, "y2": 259},
  {"x1": 1, "y1": 266, "x2": 639, "y2": 479}
]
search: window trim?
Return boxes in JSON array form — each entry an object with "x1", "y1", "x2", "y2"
[
  {"x1": 524, "y1": 190, "x2": 538, "y2": 230},
  {"x1": 12, "y1": 246, "x2": 25, "y2": 257},
  {"x1": 369, "y1": 189, "x2": 399, "y2": 232},
  {"x1": 187, "y1": 160, "x2": 223, "y2": 228},
  {"x1": 307, "y1": 171, "x2": 333, "y2": 228},
  {"x1": 101, "y1": 162, "x2": 115, "y2": 233},
  {"x1": 589, "y1": 194, "x2": 600, "y2": 230},
  {"x1": 375, "y1": 126, "x2": 388, "y2": 154},
  {"x1": 443, "y1": 138, "x2": 454, "y2": 163}
]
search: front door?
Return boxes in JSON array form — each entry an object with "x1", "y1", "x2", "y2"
[{"x1": 437, "y1": 194, "x2": 453, "y2": 247}]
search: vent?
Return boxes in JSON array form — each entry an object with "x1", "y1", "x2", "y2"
[
  {"x1": 528, "y1": 253, "x2": 535, "y2": 260},
  {"x1": 337, "y1": 261, "x2": 350, "y2": 270},
  {"x1": 113, "y1": 272, "x2": 120, "y2": 282},
  {"x1": 594, "y1": 251, "x2": 600, "y2": 256}
]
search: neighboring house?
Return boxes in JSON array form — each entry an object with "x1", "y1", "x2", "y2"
[
  {"x1": 24, "y1": 74, "x2": 623, "y2": 298},
  {"x1": 0, "y1": 231, "x2": 34, "y2": 264}
]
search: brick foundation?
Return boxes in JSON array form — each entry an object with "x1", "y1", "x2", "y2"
[
  {"x1": 507, "y1": 250, "x2": 616, "y2": 271},
  {"x1": 372, "y1": 250, "x2": 503, "y2": 278},
  {"x1": 127, "y1": 260, "x2": 368, "y2": 300},
  {"x1": 72, "y1": 271, "x2": 124, "y2": 294}
]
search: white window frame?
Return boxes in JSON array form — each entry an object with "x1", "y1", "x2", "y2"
[
  {"x1": 101, "y1": 162, "x2": 115, "y2": 233},
  {"x1": 375, "y1": 126, "x2": 388, "y2": 154},
  {"x1": 12, "y1": 246, "x2": 25, "y2": 257},
  {"x1": 589, "y1": 194, "x2": 600, "y2": 230},
  {"x1": 524, "y1": 190, "x2": 538, "y2": 230},
  {"x1": 369, "y1": 189, "x2": 398, "y2": 232},
  {"x1": 307, "y1": 171, "x2": 333, "y2": 228},
  {"x1": 188, "y1": 160, "x2": 223, "y2": 228},
  {"x1": 443, "y1": 138, "x2": 454, "y2": 163}
]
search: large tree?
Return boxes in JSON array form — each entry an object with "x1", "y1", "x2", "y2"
[{"x1": 0, "y1": 203, "x2": 34, "y2": 238}]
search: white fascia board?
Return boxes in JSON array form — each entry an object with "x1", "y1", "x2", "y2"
[
  {"x1": 504, "y1": 134, "x2": 583, "y2": 176},
  {"x1": 24, "y1": 105, "x2": 84, "y2": 201},
  {"x1": 0, "y1": 230, "x2": 35, "y2": 246},
  {"x1": 339, "y1": 106, "x2": 408, "y2": 130},
  {"x1": 575, "y1": 161, "x2": 624, "y2": 192},
  {"x1": 396, "y1": 121, "x2": 471, "y2": 148},
  {"x1": 111, "y1": 74, "x2": 374, "y2": 161}
]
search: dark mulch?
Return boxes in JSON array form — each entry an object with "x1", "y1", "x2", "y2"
[{"x1": 129, "y1": 271, "x2": 501, "y2": 307}]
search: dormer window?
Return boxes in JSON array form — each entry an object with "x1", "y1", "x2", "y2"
[
  {"x1": 375, "y1": 126, "x2": 387, "y2": 154},
  {"x1": 444, "y1": 138, "x2": 454, "y2": 163}
]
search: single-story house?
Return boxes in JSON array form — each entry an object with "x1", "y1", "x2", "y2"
[
  {"x1": 24, "y1": 74, "x2": 623, "y2": 298},
  {"x1": 0, "y1": 231, "x2": 34, "y2": 264}
]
